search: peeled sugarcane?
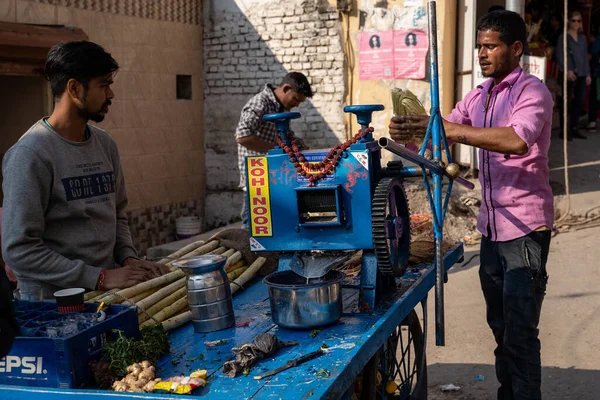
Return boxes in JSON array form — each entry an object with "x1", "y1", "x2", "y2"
[
  {"x1": 157, "y1": 240, "x2": 206, "y2": 264},
  {"x1": 135, "y1": 277, "x2": 186, "y2": 314},
  {"x1": 222, "y1": 249, "x2": 235, "y2": 258},
  {"x1": 139, "y1": 296, "x2": 189, "y2": 328},
  {"x1": 227, "y1": 266, "x2": 248, "y2": 281},
  {"x1": 162, "y1": 310, "x2": 192, "y2": 331},
  {"x1": 211, "y1": 246, "x2": 227, "y2": 255},
  {"x1": 138, "y1": 286, "x2": 187, "y2": 325},
  {"x1": 224, "y1": 251, "x2": 243, "y2": 272},
  {"x1": 90, "y1": 288, "x2": 121, "y2": 304},
  {"x1": 129, "y1": 287, "x2": 160, "y2": 303},
  {"x1": 231, "y1": 257, "x2": 266, "y2": 295},
  {"x1": 116, "y1": 269, "x2": 185, "y2": 299},
  {"x1": 226, "y1": 260, "x2": 244, "y2": 273},
  {"x1": 84, "y1": 290, "x2": 105, "y2": 301},
  {"x1": 173, "y1": 240, "x2": 220, "y2": 260}
]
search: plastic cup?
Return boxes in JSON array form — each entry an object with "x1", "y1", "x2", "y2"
[{"x1": 54, "y1": 288, "x2": 85, "y2": 314}]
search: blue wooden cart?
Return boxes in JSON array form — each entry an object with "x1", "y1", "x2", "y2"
[
  {"x1": 0, "y1": 244, "x2": 464, "y2": 400},
  {"x1": 0, "y1": 2, "x2": 473, "y2": 398}
]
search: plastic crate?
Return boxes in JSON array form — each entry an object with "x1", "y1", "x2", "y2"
[{"x1": 0, "y1": 300, "x2": 139, "y2": 389}]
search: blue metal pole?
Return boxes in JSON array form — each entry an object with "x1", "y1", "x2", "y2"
[{"x1": 428, "y1": 0, "x2": 445, "y2": 347}]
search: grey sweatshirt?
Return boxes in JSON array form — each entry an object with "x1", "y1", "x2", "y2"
[{"x1": 2, "y1": 120, "x2": 138, "y2": 299}]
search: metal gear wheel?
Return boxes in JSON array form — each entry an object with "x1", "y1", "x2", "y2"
[{"x1": 372, "y1": 177, "x2": 411, "y2": 277}]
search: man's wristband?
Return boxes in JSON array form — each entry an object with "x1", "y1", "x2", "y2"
[{"x1": 96, "y1": 269, "x2": 106, "y2": 290}]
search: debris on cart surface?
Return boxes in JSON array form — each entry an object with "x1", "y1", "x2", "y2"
[{"x1": 222, "y1": 333, "x2": 298, "y2": 378}]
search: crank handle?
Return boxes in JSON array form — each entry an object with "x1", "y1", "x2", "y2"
[{"x1": 378, "y1": 137, "x2": 475, "y2": 190}]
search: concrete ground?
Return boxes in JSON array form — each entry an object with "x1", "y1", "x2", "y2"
[
  {"x1": 425, "y1": 225, "x2": 600, "y2": 400},
  {"x1": 425, "y1": 126, "x2": 600, "y2": 399}
]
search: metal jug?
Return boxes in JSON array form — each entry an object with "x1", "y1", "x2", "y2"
[{"x1": 173, "y1": 254, "x2": 235, "y2": 333}]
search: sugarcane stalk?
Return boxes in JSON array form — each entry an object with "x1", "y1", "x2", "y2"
[
  {"x1": 129, "y1": 287, "x2": 160, "y2": 303},
  {"x1": 84, "y1": 290, "x2": 105, "y2": 301},
  {"x1": 211, "y1": 246, "x2": 227, "y2": 255},
  {"x1": 225, "y1": 259, "x2": 244, "y2": 273},
  {"x1": 162, "y1": 311, "x2": 192, "y2": 331},
  {"x1": 222, "y1": 249, "x2": 235, "y2": 258},
  {"x1": 231, "y1": 257, "x2": 266, "y2": 295},
  {"x1": 135, "y1": 277, "x2": 186, "y2": 313},
  {"x1": 116, "y1": 269, "x2": 185, "y2": 299},
  {"x1": 157, "y1": 240, "x2": 206, "y2": 264},
  {"x1": 138, "y1": 286, "x2": 187, "y2": 325},
  {"x1": 139, "y1": 296, "x2": 189, "y2": 328},
  {"x1": 227, "y1": 266, "x2": 248, "y2": 281}
]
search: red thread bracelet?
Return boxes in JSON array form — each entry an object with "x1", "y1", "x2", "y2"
[{"x1": 96, "y1": 269, "x2": 106, "y2": 290}]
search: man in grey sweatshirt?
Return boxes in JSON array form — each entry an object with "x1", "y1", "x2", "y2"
[{"x1": 1, "y1": 41, "x2": 169, "y2": 300}]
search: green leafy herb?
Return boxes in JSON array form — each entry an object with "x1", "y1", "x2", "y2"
[
  {"x1": 102, "y1": 325, "x2": 170, "y2": 378},
  {"x1": 242, "y1": 368, "x2": 250, "y2": 376}
]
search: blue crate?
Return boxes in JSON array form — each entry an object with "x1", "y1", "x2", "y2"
[{"x1": 0, "y1": 300, "x2": 139, "y2": 389}]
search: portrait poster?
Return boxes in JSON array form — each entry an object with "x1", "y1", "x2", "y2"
[
  {"x1": 393, "y1": 29, "x2": 429, "y2": 79},
  {"x1": 358, "y1": 31, "x2": 395, "y2": 80}
]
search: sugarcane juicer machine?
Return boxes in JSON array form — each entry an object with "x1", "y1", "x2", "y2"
[{"x1": 245, "y1": 3, "x2": 473, "y2": 346}]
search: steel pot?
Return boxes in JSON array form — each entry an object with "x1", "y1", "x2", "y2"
[{"x1": 263, "y1": 270, "x2": 345, "y2": 329}]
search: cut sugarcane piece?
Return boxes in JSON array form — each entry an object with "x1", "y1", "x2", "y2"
[
  {"x1": 116, "y1": 270, "x2": 185, "y2": 299},
  {"x1": 138, "y1": 286, "x2": 187, "y2": 324},
  {"x1": 231, "y1": 257, "x2": 266, "y2": 295},
  {"x1": 135, "y1": 277, "x2": 186, "y2": 314},
  {"x1": 139, "y1": 296, "x2": 189, "y2": 328},
  {"x1": 157, "y1": 240, "x2": 205, "y2": 264},
  {"x1": 162, "y1": 310, "x2": 192, "y2": 331}
]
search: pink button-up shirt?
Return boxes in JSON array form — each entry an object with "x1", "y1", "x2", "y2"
[{"x1": 446, "y1": 66, "x2": 554, "y2": 242}]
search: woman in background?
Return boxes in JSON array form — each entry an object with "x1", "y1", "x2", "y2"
[{"x1": 555, "y1": 11, "x2": 592, "y2": 140}]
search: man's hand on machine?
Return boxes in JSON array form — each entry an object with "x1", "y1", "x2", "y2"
[{"x1": 389, "y1": 115, "x2": 429, "y2": 142}]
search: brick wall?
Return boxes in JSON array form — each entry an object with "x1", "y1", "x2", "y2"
[{"x1": 203, "y1": 0, "x2": 347, "y2": 229}]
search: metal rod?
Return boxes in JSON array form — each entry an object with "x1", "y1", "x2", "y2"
[
  {"x1": 428, "y1": 0, "x2": 445, "y2": 347},
  {"x1": 379, "y1": 138, "x2": 475, "y2": 190}
]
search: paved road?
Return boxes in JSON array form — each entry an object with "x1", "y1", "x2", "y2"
[{"x1": 425, "y1": 225, "x2": 600, "y2": 399}]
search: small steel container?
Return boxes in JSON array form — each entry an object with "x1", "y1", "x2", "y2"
[
  {"x1": 173, "y1": 254, "x2": 234, "y2": 333},
  {"x1": 263, "y1": 270, "x2": 345, "y2": 329}
]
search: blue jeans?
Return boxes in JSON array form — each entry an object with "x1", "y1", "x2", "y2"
[
  {"x1": 479, "y1": 231, "x2": 551, "y2": 400},
  {"x1": 240, "y1": 190, "x2": 249, "y2": 229}
]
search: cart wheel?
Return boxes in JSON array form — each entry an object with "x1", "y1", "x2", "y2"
[
  {"x1": 378, "y1": 310, "x2": 427, "y2": 400},
  {"x1": 356, "y1": 310, "x2": 427, "y2": 400}
]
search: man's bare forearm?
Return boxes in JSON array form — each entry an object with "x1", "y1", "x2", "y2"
[{"x1": 443, "y1": 120, "x2": 528, "y2": 155}]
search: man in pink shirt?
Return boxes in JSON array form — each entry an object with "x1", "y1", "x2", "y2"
[{"x1": 390, "y1": 10, "x2": 553, "y2": 400}]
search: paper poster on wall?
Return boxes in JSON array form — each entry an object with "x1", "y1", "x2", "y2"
[
  {"x1": 393, "y1": 30, "x2": 429, "y2": 79},
  {"x1": 358, "y1": 31, "x2": 395, "y2": 80}
]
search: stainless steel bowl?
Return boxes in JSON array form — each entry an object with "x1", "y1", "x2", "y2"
[{"x1": 263, "y1": 270, "x2": 345, "y2": 329}]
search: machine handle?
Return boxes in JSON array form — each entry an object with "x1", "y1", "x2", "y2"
[
  {"x1": 263, "y1": 112, "x2": 302, "y2": 144},
  {"x1": 378, "y1": 137, "x2": 475, "y2": 190},
  {"x1": 343, "y1": 104, "x2": 385, "y2": 128}
]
